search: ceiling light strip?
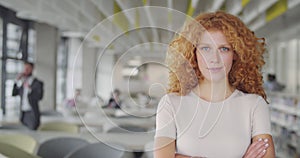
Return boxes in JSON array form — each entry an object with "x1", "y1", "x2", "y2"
[
  {"x1": 241, "y1": 0, "x2": 250, "y2": 7},
  {"x1": 114, "y1": 0, "x2": 147, "y2": 44},
  {"x1": 143, "y1": 0, "x2": 148, "y2": 5},
  {"x1": 113, "y1": 1, "x2": 129, "y2": 33},
  {"x1": 186, "y1": 0, "x2": 195, "y2": 17},
  {"x1": 266, "y1": 0, "x2": 287, "y2": 22}
]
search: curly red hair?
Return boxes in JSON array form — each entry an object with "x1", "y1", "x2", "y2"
[{"x1": 167, "y1": 11, "x2": 267, "y2": 101}]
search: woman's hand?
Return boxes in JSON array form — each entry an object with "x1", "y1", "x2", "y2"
[
  {"x1": 175, "y1": 153, "x2": 190, "y2": 158},
  {"x1": 175, "y1": 153, "x2": 205, "y2": 158},
  {"x1": 243, "y1": 138, "x2": 269, "y2": 158}
]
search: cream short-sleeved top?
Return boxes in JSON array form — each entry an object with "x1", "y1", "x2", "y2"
[{"x1": 155, "y1": 89, "x2": 271, "y2": 158}]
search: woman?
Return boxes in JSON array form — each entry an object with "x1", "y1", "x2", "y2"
[{"x1": 154, "y1": 11, "x2": 275, "y2": 158}]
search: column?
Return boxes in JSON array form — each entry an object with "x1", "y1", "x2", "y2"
[
  {"x1": 82, "y1": 43, "x2": 97, "y2": 98},
  {"x1": 35, "y1": 23, "x2": 58, "y2": 111}
]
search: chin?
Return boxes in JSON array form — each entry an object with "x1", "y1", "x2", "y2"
[{"x1": 203, "y1": 74, "x2": 227, "y2": 83}]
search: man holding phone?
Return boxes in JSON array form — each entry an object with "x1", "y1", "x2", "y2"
[{"x1": 12, "y1": 61, "x2": 43, "y2": 130}]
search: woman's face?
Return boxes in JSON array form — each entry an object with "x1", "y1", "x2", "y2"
[{"x1": 196, "y1": 30, "x2": 234, "y2": 83}]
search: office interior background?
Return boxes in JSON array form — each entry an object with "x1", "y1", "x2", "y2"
[{"x1": 0, "y1": 0, "x2": 299, "y2": 158}]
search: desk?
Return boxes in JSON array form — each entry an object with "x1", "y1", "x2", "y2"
[
  {"x1": 41, "y1": 115, "x2": 105, "y2": 127},
  {"x1": 71, "y1": 107, "x2": 157, "y2": 118},
  {"x1": 41, "y1": 114, "x2": 156, "y2": 133},
  {"x1": 0, "y1": 116, "x2": 19, "y2": 126}
]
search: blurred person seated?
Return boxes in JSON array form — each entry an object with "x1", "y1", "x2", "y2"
[
  {"x1": 104, "y1": 89, "x2": 122, "y2": 109},
  {"x1": 264, "y1": 74, "x2": 285, "y2": 91},
  {"x1": 64, "y1": 89, "x2": 86, "y2": 108}
]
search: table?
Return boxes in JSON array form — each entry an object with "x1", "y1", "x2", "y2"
[{"x1": 41, "y1": 111, "x2": 156, "y2": 132}]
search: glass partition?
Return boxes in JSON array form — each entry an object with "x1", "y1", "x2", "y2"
[
  {"x1": 7, "y1": 23, "x2": 22, "y2": 59},
  {"x1": 28, "y1": 29, "x2": 36, "y2": 62},
  {"x1": 0, "y1": 17, "x2": 2, "y2": 116},
  {"x1": 56, "y1": 38, "x2": 68, "y2": 104},
  {"x1": 5, "y1": 59, "x2": 23, "y2": 116}
]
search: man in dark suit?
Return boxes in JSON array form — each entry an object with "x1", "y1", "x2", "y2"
[{"x1": 12, "y1": 61, "x2": 43, "y2": 130}]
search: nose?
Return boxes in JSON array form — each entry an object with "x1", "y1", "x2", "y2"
[{"x1": 209, "y1": 49, "x2": 221, "y2": 64}]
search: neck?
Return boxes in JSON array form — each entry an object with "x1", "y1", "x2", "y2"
[{"x1": 193, "y1": 79, "x2": 235, "y2": 102}]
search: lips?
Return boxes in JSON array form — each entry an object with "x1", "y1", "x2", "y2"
[{"x1": 207, "y1": 67, "x2": 224, "y2": 72}]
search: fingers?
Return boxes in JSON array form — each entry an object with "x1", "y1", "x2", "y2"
[
  {"x1": 17, "y1": 74, "x2": 22, "y2": 80},
  {"x1": 255, "y1": 148, "x2": 267, "y2": 158},
  {"x1": 175, "y1": 153, "x2": 206, "y2": 158},
  {"x1": 17, "y1": 73, "x2": 24, "y2": 80},
  {"x1": 175, "y1": 153, "x2": 190, "y2": 158},
  {"x1": 244, "y1": 138, "x2": 269, "y2": 158}
]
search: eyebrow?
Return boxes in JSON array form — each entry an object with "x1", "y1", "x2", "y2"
[{"x1": 198, "y1": 43, "x2": 231, "y2": 47}]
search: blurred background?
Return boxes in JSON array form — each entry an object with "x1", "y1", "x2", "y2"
[{"x1": 0, "y1": 0, "x2": 299, "y2": 158}]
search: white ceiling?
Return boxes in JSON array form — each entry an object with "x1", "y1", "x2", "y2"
[{"x1": 1, "y1": 0, "x2": 300, "y2": 55}]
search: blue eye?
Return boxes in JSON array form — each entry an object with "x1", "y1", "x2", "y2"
[
  {"x1": 200, "y1": 47, "x2": 210, "y2": 52},
  {"x1": 220, "y1": 47, "x2": 230, "y2": 52}
]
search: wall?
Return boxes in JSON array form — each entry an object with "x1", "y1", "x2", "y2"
[
  {"x1": 112, "y1": 60, "x2": 168, "y2": 98},
  {"x1": 146, "y1": 63, "x2": 169, "y2": 98},
  {"x1": 66, "y1": 38, "x2": 82, "y2": 99},
  {"x1": 266, "y1": 32, "x2": 300, "y2": 93},
  {"x1": 96, "y1": 50, "x2": 115, "y2": 101},
  {"x1": 82, "y1": 43, "x2": 97, "y2": 98},
  {"x1": 35, "y1": 23, "x2": 58, "y2": 111}
]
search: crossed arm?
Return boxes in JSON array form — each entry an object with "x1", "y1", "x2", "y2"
[{"x1": 154, "y1": 134, "x2": 275, "y2": 158}]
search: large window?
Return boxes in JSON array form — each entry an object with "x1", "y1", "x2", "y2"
[
  {"x1": 0, "y1": 17, "x2": 2, "y2": 57},
  {"x1": 0, "y1": 17, "x2": 2, "y2": 116},
  {"x1": 56, "y1": 37, "x2": 68, "y2": 104},
  {"x1": 5, "y1": 59, "x2": 23, "y2": 116},
  {"x1": 0, "y1": 6, "x2": 34, "y2": 116},
  {"x1": 6, "y1": 23, "x2": 23, "y2": 59},
  {"x1": 5, "y1": 23, "x2": 24, "y2": 115},
  {"x1": 28, "y1": 29, "x2": 36, "y2": 62}
]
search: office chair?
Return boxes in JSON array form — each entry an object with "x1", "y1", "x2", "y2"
[
  {"x1": 65, "y1": 142, "x2": 124, "y2": 158},
  {"x1": 37, "y1": 137, "x2": 89, "y2": 158},
  {"x1": 38, "y1": 122, "x2": 79, "y2": 133}
]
